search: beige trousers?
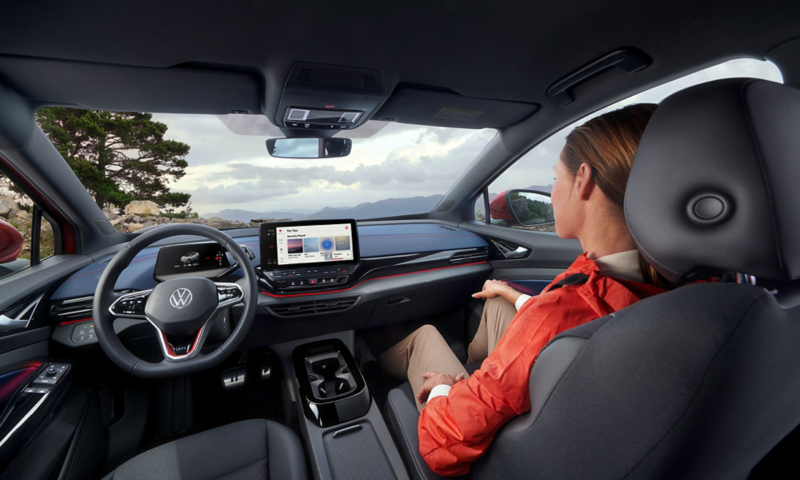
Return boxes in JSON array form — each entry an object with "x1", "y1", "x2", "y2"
[{"x1": 379, "y1": 296, "x2": 518, "y2": 412}]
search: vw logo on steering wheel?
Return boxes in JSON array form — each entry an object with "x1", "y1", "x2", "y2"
[{"x1": 169, "y1": 288, "x2": 193, "y2": 309}]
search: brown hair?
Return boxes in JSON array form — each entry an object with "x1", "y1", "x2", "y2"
[{"x1": 561, "y1": 103, "x2": 677, "y2": 289}]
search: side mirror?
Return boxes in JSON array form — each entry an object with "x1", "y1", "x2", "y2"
[
  {"x1": 490, "y1": 189, "x2": 554, "y2": 227},
  {"x1": 0, "y1": 218, "x2": 24, "y2": 263},
  {"x1": 266, "y1": 138, "x2": 352, "y2": 159}
]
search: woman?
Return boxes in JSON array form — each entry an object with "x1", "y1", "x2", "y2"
[{"x1": 380, "y1": 103, "x2": 676, "y2": 476}]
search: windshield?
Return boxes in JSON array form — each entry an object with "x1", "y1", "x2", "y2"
[{"x1": 31, "y1": 111, "x2": 496, "y2": 228}]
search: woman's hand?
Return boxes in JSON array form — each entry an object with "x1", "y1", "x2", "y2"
[
  {"x1": 416, "y1": 371, "x2": 466, "y2": 404},
  {"x1": 472, "y1": 279, "x2": 512, "y2": 299}
]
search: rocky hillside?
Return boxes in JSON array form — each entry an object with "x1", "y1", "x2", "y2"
[
  {"x1": 105, "y1": 201, "x2": 292, "y2": 233},
  {"x1": 1, "y1": 198, "x2": 290, "y2": 259}
]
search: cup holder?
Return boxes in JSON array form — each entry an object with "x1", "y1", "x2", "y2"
[
  {"x1": 306, "y1": 352, "x2": 355, "y2": 400},
  {"x1": 292, "y1": 338, "x2": 370, "y2": 427}
]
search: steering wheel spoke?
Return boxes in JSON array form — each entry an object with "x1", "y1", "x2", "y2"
[
  {"x1": 108, "y1": 289, "x2": 152, "y2": 319},
  {"x1": 150, "y1": 321, "x2": 209, "y2": 361},
  {"x1": 216, "y1": 282, "x2": 245, "y2": 307}
]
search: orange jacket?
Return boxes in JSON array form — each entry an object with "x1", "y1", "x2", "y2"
[{"x1": 418, "y1": 253, "x2": 668, "y2": 476}]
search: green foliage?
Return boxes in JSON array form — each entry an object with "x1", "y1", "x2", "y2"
[
  {"x1": 36, "y1": 107, "x2": 192, "y2": 210},
  {"x1": 509, "y1": 192, "x2": 553, "y2": 224}
]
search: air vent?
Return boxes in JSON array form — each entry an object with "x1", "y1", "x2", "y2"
[
  {"x1": 49, "y1": 296, "x2": 94, "y2": 322},
  {"x1": 1, "y1": 293, "x2": 44, "y2": 331},
  {"x1": 268, "y1": 297, "x2": 359, "y2": 317},
  {"x1": 438, "y1": 225, "x2": 459, "y2": 232},
  {"x1": 297, "y1": 68, "x2": 312, "y2": 82},
  {"x1": 364, "y1": 75, "x2": 377, "y2": 89},
  {"x1": 450, "y1": 248, "x2": 489, "y2": 264},
  {"x1": 491, "y1": 239, "x2": 530, "y2": 259}
]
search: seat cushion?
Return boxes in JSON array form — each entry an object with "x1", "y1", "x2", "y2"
[
  {"x1": 385, "y1": 383, "x2": 443, "y2": 480},
  {"x1": 103, "y1": 419, "x2": 306, "y2": 480}
]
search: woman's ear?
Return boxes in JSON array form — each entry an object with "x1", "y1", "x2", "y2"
[{"x1": 575, "y1": 163, "x2": 595, "y2": 200}]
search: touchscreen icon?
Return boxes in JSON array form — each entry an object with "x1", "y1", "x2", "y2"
[
  {"x1": 287, "y1": 239, "x2": 303, "y2": 254},
  {"x1": 335, "y1": 236, "x2": 351, "y2": 251},
  {"x1": 320, "y1": 238, "x2": 335, "y2": 251}
]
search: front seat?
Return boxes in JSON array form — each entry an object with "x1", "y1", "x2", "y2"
[
  {"x1": 384, "y1": 77, "x2": 800, "y2": 479},
  {"x1": 102, "y1": 419, "x2": 307, "y2": 480}
]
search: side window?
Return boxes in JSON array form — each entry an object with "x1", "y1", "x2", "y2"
[
  {"x1": 482, "y1": 58, "x2": 783, "y2": 231},
  {"x1": 0, "y1": 172, "x2": 55, "y2": 279}
]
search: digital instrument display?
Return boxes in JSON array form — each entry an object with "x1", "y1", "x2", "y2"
[
  {"x1": 259, "y1": 219, "x2": 359, "y2": 270},
  {"x1": 154, "y1": 243, "x2": 231, "y2": 279}
]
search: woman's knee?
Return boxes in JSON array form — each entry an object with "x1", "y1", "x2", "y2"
[{"x1": 412, "y1": 324, "x2": 446, "y2": 346}]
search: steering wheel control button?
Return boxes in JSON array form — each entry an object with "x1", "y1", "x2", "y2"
[
  {"x1": 110, "y1": 291, "x2": 151, "y2": 317},
  {"x1": 216, "y1": 284, "x2": 244, "y2": 306}
]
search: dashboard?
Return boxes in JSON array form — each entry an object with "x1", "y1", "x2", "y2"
[{"x1": 47, "y1": 221, "x2": 493, "y2": 349}]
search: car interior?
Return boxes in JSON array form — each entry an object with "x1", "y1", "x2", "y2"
[{"x1": 1, "y1": 2, "x2": 800, "y2": 479}]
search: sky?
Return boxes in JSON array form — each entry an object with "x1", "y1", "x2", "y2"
[
  {"x1": 487, "y1": 59, "x2": 783, "y2": 196},
  {"x1": 152, "y1": 58, "x2": 782, "y2": 217}
]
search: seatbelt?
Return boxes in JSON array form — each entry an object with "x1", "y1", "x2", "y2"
[{"x1": 546, "y1": 273, "x2": 590, "y2": 291}]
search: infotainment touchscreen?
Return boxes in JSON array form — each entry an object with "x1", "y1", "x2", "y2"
[{"x1": 259, "y1": 219, "x2": 359, "y2": 270}]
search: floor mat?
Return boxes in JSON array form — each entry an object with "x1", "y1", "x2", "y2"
[{"x1": 199, "y1": 400, "x2": 280, "y2": 431}]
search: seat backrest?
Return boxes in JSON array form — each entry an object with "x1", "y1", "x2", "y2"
[
  {"x1": 472, "y1": 78, "x2": 800, "y2": 479},
  {"x1": 472, "y1": 283, "x2": 800, "y2": 479}
]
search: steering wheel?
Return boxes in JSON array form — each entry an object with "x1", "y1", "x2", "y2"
[{"x1": 92, "y1": 224, "x2": 258, "y2": 378}]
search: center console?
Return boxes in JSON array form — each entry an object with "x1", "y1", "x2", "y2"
[
  {"x1": 293, "y1": 339, "x2": 370, "y2": 427},
  {"x1": 259, "y1": 219, "x2": 360, "y2": 292},
  {"x1": 272, "y1": 332, "x2": 409, "y2": 480}
]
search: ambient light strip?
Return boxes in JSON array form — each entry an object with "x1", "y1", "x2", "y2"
[
  {"x1": 58, "y1": 317, "x2": 93, "y2": 326},
  {"x1": 260, "y1": 261, "x2": 488, "y2": 298}
]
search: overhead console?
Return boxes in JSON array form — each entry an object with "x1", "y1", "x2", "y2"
[
  {"x1": 259, "y1": 219, "x2": 360, "y2": 291},
  {"x1": 277, "y1": 63, "x2": 384, "y2": 132}
]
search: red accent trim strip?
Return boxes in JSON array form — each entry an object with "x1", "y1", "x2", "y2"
[
  {"x1": 58, "y1": 317, "x2": 93, "y2": 326},
  {"x1": 260, "y1": 261, "x2": 488, "y2": 298},
  {"x1": 163, "y1": 332, "x2": 174, "y2": 355}
]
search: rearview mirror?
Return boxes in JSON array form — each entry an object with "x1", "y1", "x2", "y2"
[
  {"x1": 490, "y1": 189, "x2": 554, "y2": 227},
  {"x1": 266, "y1": 138, "x2": 352, "y2": 159}
]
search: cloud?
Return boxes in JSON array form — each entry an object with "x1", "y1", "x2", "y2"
[{"x1": 158, "y1": 59, "x2": 782, "y2": 216}]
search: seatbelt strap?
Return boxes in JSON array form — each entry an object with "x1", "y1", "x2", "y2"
[{"x1": 547, "y1": 273, "x2": 590, "y2": 291}]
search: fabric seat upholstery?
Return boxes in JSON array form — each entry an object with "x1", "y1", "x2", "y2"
[{"x1": 102, "y1": 419, "x2": 306, "y2": 480}]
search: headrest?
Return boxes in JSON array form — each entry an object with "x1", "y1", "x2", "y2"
[{"x1": 625, "y1": 78, "x2": 800, "y2": 283}]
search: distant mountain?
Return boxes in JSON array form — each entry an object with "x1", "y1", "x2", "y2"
[
  {"x1": 202, "y1": 209, "x2": 310, "y2": 223},
  {"x1": 308, "y1": 194, "x2": 444, "y2": 220},
  {"x1": 203, "y1": 194, "x2": 445, "y2": 223}
]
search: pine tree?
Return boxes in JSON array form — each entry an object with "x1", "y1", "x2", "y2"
[{"x1": 36, "y1": 108, "x2": 191, "y2": 210}]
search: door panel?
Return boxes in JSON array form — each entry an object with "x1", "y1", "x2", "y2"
[{"x1": 459, "y1": 220, "x2": 582, "y2": 281}]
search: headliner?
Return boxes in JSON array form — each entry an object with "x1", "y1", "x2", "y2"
[{"x1": 1, "y1": 0, "x2": 800, "y2": 126}]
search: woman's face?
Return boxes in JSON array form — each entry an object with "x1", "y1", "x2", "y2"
[{"x1": 551, "y1": 153, "x2": 578, "y2": 238}]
